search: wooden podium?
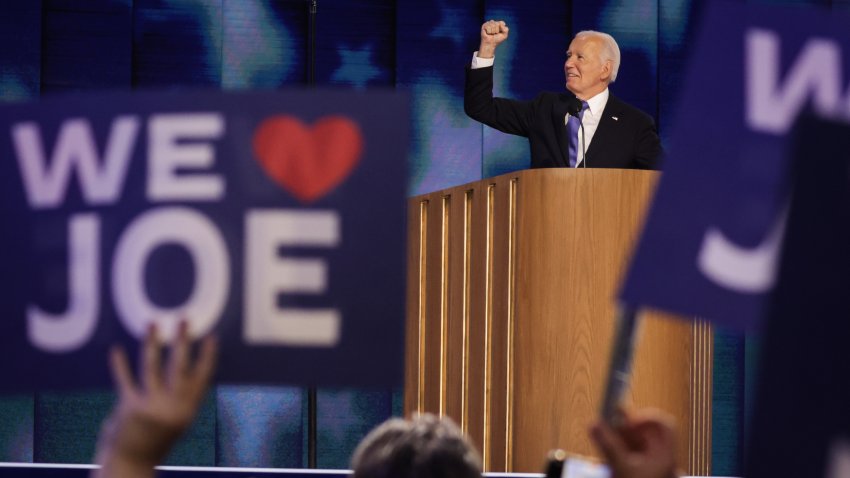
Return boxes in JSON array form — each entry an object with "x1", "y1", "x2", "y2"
[{"x1": 403, "y1": 169, "x2": 712, "y2": 474}]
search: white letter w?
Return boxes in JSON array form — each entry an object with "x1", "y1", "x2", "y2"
[
  {"x1": 12, "y1": 116, "x2": 139, "y2": 209},
  {"x1": 746, "y1": 28, "x2": 842, "y2": 134}
]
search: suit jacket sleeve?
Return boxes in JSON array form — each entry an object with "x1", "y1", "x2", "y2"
[
  {"x1": 634, "y1": 113, "x2": 662, "y2": 170},
  {"x1": 464, "y1": 65, "x2": 533, "y2": 137}
]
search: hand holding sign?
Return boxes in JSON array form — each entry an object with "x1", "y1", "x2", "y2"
[
  {"x1": 92, "y1": 321, "x2": 217, "y2": 478},
  {"x1": 589, "y1": 408, "x2": 678, "y2": 478}
]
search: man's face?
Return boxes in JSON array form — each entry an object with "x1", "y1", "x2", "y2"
[{"x1": 564, "y1": 36, "x2": 611, "y2": 100}]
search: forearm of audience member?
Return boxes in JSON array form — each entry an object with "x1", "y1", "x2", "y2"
[{"x1": 93, "y1": 441, "x2": 158, "y2": 478}]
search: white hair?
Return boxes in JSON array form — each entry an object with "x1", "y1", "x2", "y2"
[{"x1": 575, "y1": 30, "x2": 621, "y2": 83}]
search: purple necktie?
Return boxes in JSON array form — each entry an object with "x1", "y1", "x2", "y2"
[{"x1": 568, "y1": 101, "x2": 589, "y2": 167}]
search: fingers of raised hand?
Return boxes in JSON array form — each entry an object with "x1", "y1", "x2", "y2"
[
  {"x1": 167, "y1": 319, "x2": 191, "y2": 385},
  {"x1": 166, "y1": 319, "x2": 217, "y2": 404},
  {"x1": 112, "y1": 318, "x2": 217, "y2": 411},
  {"x1": 140, "y1": 323, "x2": 164, "y2": 393},
  {"x1": 109, "y1": 345, "x2": 136, "y2": 399},
  {"x1": 192, "y1": 335, "x2": 218, "y2": 391}
]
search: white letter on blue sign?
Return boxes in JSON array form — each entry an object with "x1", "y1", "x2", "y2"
[
  {"x1": 12, "y1": 116, "x2": 139, "y2": 209},
  {"x1": 28, "y1": 214, "x2": 100, "y2": 352},
  {"x1": 111, "y1": 207, "x2": 229, "y2": 341},
  {"x1": 148, "y1": 113, "x2": 225, "y2": 202},
  {"x1": 827, "y1": 438, "x2": 850, "y2": 478},
  {"x1": 244, "y1": 210, "x2": 341, "y2": 346},
  {"x1": 697, "y1": 206, "x2": 787, "y2": 294},
  {"x1": 746, "y1": 28, "x2": 842, "y2": 134}
]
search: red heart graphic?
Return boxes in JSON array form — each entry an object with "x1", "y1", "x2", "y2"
[{"x1": 252, "y1": 115, "x2": 363, "y2": 203}]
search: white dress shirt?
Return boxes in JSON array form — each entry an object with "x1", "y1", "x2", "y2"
[
  {"x1": 471, "y1": 52, "x2": 610, "y2": 167},
  {"x1": 572, "y1": 88, "x2": 608, "y2": 166}
]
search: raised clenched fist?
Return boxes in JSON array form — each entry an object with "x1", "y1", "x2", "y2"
[{"x1": 478, "y1": 20, "x2": 509, "y2": 58}]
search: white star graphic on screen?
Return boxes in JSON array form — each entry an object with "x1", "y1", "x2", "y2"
[
  {"x1": 429, "y1": 4, "x2": 468, "y2": 47},
  {"x1": 331, "y1": 45, "x2": 383, "y2": 88}
]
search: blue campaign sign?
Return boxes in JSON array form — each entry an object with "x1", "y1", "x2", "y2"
[
  {"x1": 747, "y1": 116, "x2": 850, "y2": 478},
  {"x1": 0, "y1": 89, "x2": 408, "y2": 390},
  {"x1": 620, "y1": 1, "x2": 850, "y2": 329}
]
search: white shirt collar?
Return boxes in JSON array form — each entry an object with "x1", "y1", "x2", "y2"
[{"x1": 584, "y1": 88, "x2": 609, "y2": 117}]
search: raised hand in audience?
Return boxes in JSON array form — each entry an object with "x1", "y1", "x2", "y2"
[{"x1": 91, "y1": 321, "x2": 217, "y2": 478}]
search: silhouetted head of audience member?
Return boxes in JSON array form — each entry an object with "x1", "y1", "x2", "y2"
[{"x1": 350, "y1": 414, "x2": 482, "y2": 478}]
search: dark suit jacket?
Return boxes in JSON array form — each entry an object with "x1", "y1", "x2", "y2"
[{"x1": 464, "y1": 65, "x2": 661, "y2": 170}]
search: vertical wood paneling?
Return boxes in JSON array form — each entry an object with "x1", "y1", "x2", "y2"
[
  {"x1": 505, "y1": 178, "x2": 518, "y2": 470},
  {"x1": 465, "y1": 183, "x2": 488, "y2": 456},
  {"x1": 439, "y1": 196, "x2": 451, "y2": 415},
  {"x1": 690, "y1": 320, "x2": 713, "y2": 475},
  {"x1": 406, "y1": 170, "x2": 713, "y2": 473},
  {"x1": 404, "y1": 199, "x2": 425, "y2": 415},
  {"x1": 444, "y1": 193, "x2": 468, "y2": 422},
  {"x1": 485, "y1": 176, "x2": 514, "y2": 471},
  {"x1": 461, "y1": 190, "x2": 474, "y2": 433},
  {"x1": 481, "y1": 184, "x2": 494, "y2": 470},
  {"x1": 423, "y1": 192, "x2": 445, "y2": 414}
]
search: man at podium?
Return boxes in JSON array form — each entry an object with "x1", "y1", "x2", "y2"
[{"x1": 464, "y1": 21, "x2": 662, "y2": 171}]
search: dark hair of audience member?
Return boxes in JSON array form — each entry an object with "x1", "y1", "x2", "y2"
[{"x1": 350, "y1": 414, "x2": 482, "y2": 478}]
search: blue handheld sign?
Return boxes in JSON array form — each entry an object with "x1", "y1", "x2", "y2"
[
  {"x1": 620, "y1": 1, "x2": 850, "y2": 330},
  {"x1": 0, "y1": 88, "x2": 409, "y2": 390}
]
